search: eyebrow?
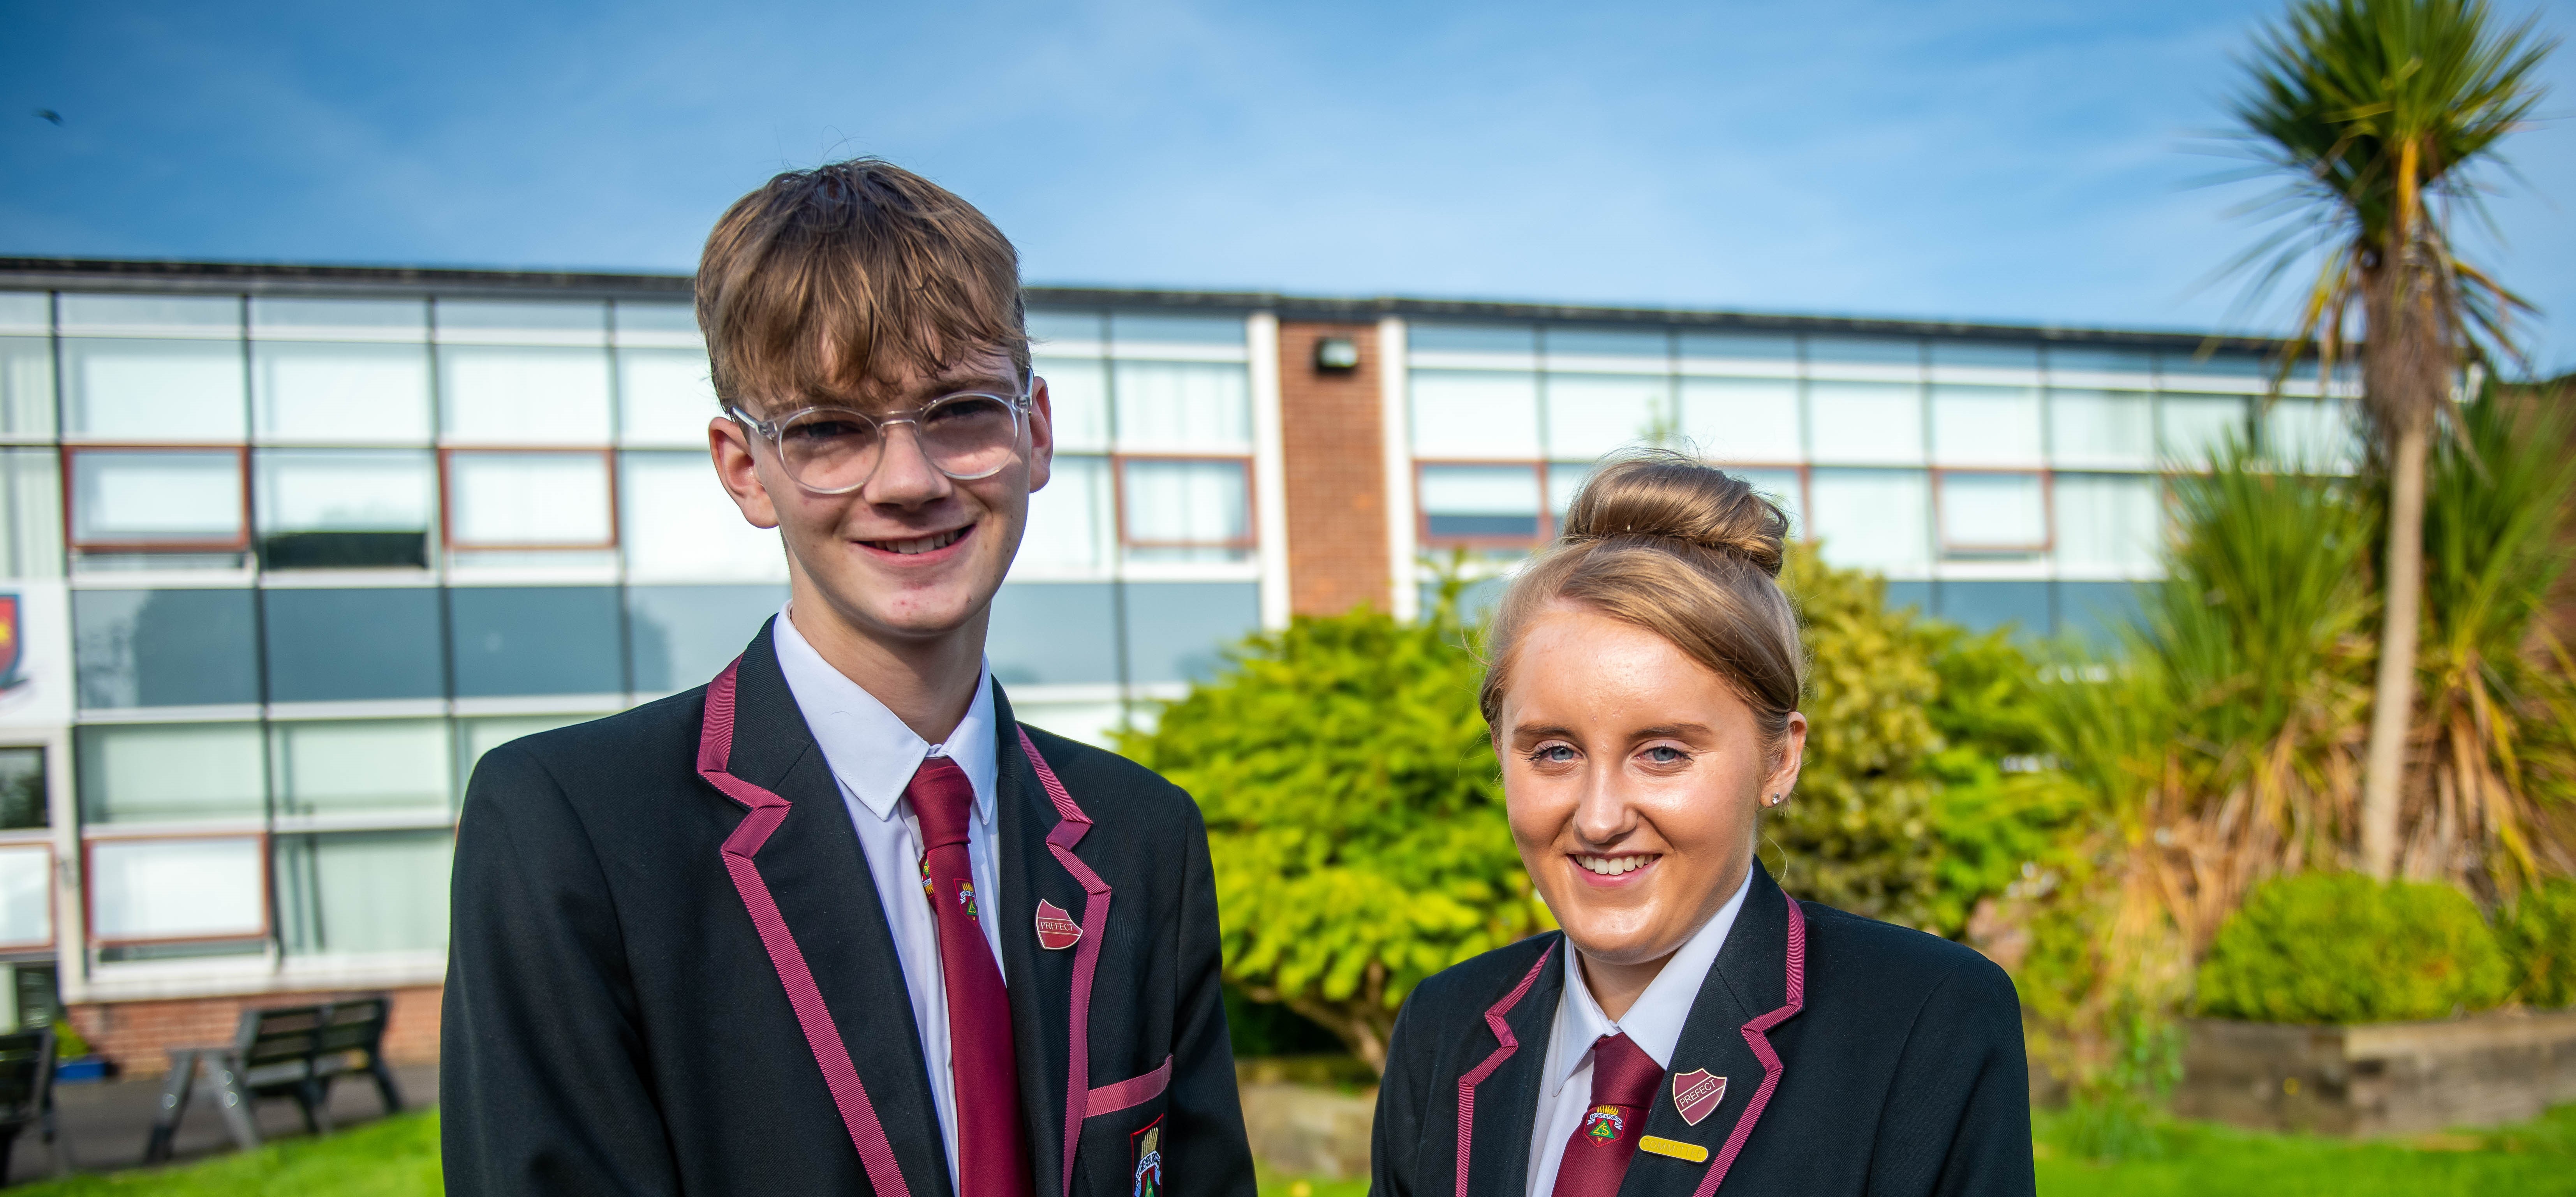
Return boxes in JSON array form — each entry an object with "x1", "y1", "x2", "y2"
[{"x1": 1632, "y1": 723, "x2": 1716, "y2": 740}]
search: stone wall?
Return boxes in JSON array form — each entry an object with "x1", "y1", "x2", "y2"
[
  {"x1": 1239, "y1": 1081, "x2": 1375, "y2": 1180},
  {"x1": 2175, "y1": 1010, "x2": 2576, "y2": 1135}
]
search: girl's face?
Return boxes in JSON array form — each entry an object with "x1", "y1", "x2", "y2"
[{"x1": 1496, "y1": 602, "x2": 1806, "y2": 972}]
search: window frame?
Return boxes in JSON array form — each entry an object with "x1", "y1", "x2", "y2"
[
  {"x1": 1932, "y1": 467, "x2": 2055, "y2": 556},
  {"x1": 437, "y1": 446, "x2": 622, "y2": 552},
  {"x1": 60, "y1": 444, "x2": 254, "y2": 553},
  {"x1": 1111, "y1": 451, "x2": 1258, "y2": 554},
  {"x1": 0, "y1": 841, "x2": 54, "y2": 953},
  {"x1": 1413, "y1": 459, "x2": 1552, "y2": 550},
  {"x1": 81, "y1": 829, "x2": 272, "y2": 949}
]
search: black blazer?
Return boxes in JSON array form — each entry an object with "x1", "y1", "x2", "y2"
[
  {"x1": 1369, "y1": 864, "x2": 2032, "y2": 1197},
  {"x1": 441, "y1": 620, "x2": 1255, "y2": 1197}
]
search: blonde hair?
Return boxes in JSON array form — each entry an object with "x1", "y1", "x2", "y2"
[{"x1": 1479, "y1": 451, "x2": 1803, "y2": 750}]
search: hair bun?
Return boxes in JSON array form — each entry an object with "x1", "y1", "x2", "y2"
[{"x1": 1558, "y1": 450, "x2": 1789, "y2": 576}]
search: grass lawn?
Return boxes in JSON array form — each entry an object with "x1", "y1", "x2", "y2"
[{"x1": 12, "y1": 1101, "x2": 2569, "y2": 1195}]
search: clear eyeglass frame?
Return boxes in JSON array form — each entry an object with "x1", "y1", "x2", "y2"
[{"x1": 726, "y1": 377, "x2": 1035, "y2": 496}]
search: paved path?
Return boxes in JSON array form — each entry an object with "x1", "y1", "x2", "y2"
[{"x1": 4, "y1": 1061, "x2": 439, "y2": 1184}]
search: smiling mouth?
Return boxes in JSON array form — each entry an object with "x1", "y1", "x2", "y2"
[
  {"x1": 1575, "y1": 854, "x2": 1659, "y2": 877},
  {"x1": 862, "y1": 525, "x2": 971, "y2": 556}
]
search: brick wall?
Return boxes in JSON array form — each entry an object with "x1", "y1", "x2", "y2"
[
  {"x1": 67, "y1": 984, "x2": 442, "y2": 1076},
  {"x1": 1278, "y1": 322, "x2": 1391, "y2": 616}
]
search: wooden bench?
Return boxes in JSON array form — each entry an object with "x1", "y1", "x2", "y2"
[
  {"x1": 0, "y1": 1028, "x2": 66, "y2": 1184},
  {"x1": 143, "y1": 996, "x2": 405, "y2": 1162}
]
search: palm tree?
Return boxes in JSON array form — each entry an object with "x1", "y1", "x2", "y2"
[{"x1": 2226, "y1": 0, "x2": 2553, "y2": 877}]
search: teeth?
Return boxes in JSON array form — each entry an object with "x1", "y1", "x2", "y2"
[
  {"x1": 877, "y1": 528, "x2": 965, "y2": 555},
  {"x1": 1576, "y1": 855, "x2": 1653, "y2": 876}
]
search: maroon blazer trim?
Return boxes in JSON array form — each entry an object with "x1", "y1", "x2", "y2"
[
  {"x1": 1454, "y1": 948, "x2": 1553, "y2": 1197},
  {"x1": 1697, "y1": 891, "x2": 1808, "y2": 1196},
  {"x1": 1086, "y1": 1054, "x2": 1173, "y2": 1118},
  {"x1": 1018, "y1": 725, "x2": 1118, "y2": 1197},
  {"x1": 698, "y1": 659, "x2": 914, "y2": 1197}
]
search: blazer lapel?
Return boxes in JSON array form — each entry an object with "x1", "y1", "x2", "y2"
[
  {"x1": 991, "y1": 685, "x2": 1092, "y2": 1197},
  {"x1": 702, "y1": 623, "x2": 952, "y2": 1197},
  {"x1": 1458, "y1": 936, "x2": 1564, "y2": 1197},
  {"x1": 1616, "y1": 863, "x2": 1806, "y2": 1197}
]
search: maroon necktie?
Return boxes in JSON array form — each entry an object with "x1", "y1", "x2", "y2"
[
  {"x1": 1549, "y1": 1032, "x2": 1664, "y2": 1197},
  {"x1": 909, "y1": 756, "x2": 1033, "y2": 1197}
]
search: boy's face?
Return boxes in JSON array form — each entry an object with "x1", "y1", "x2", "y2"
[{"x1": 710, "y1": 345, "x2": 1054, "y2": 651}]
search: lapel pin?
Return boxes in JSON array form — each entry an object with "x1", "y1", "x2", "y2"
[
  {"x1": 1035, "y1": 898, "x2": 1084, "y2": 950},
  {"x1": 1672, "y1": 1069, "x2": 1727, "y2": 1126},
  {"x1": 1638, "y1": 1135, "x2": 1709, "y2": 1164}
]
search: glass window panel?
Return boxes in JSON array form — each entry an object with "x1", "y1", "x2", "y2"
[
  {"x1": 1121, "y1": 459, "x2": 1249, "y2": 556},
  {"x1": 89, "y1": 838, "x2": 265, "y2": 942},
  {"x1": 626, "y1": 584, "x2": 789, "y2": 693},
  {"x1": 1939, "y1": 472, "x2": 2046, "y2": 550},
  {"x1": 2164, "y1": 349, "x2": 2268, "y2": 379},
  {"x1": 1806, "y1": 336, "x2": 1920, "y2": 366},
  {"x1": 437, "y1": 346, "x2": 612, "y2": 443},
  {"x1": 57, "y1": 296, "x2": 238, "y2": 336},
  {"x1": 0, "y1": 337, "x2": 56, "y2": 437},
  {"x1": 617, "y1": 349, "x2": 716, "y2": 444},
  {"x1": 256, "y1": 449, "x2": 433, "y2": 534},
  {"x1": 1033, "y1": 357, "x2": 1109, "y2": 452},
  {"x1": 76, "y1": 723, "x2": 264, "y2": 822},
  {"x1": 1731, "y1": 467, "x2": 1803, "y2": 538},
  {"x1": 0, "y1": 449, "x2": 63, "y2": 579},
  {"x1": 0, "y1": 294, "x2": 46, "y2": 334},
  {"x1": 0, "y1": 846, "x2": 47, "y2": 946},
  {"x1": 262, "y1": 588, "x2": 444, "y2": 701},
  {"x1": 2265, "y1": 398, "x2": 2359, "y2": 470},
  {"x1": 618, "y1": 451, "x2": 782, "y2": 579},
  {"x1": 1026, "y1": 310, "x2": 1104, "y2": 345},
  {"x1": 1679, "y1": 377, "x2": 1800, "y2": 462},
  {"x1": 1110, "y1": 313, "x2": 1244, "y2": 347},
  {"x1": 275, "y1": 830, "x2": 453, "y2": 956},
  {"x1": 1122, "y1": 581, "x2": 1259, "y2": 684},
  {"x1": 69, "y1": 450, "x2": 245, "y2": 546},
  {"x1": 60, "y1": 339, "x2": 247, "y2": 440},
  {"x1": 448, "y1": 586, "x2": 623, "y2": 697},
  {"x1": 271, "y1": 720, "x2": 450, "y2": 816},
  {"x1": 2054, "y1": 473, "x2": 2162, "y2": 572},
  {"x1": 1807, "y1": 468, "x2": 1930, "y2": 570},
  {"x1": 1418, "y1": 464, "x2": 1541, "y2": 540},
  {"x1": 248, "y1": 298, "x2": 426, "y2": 340},
  {"x1": 1677, "y1": 331, "x2": 1798, "y2": 362},
  {"x1": 251, "y1": 341, "x2": 431, "y2": 441},
  {"x1": 72, "y1": 589, "x2": 259, "y2": 709},
  {"x1": 2159, "y1": 393, "x2": 2248, "y2": 466},
  {"x1": 1544, "y1": 374, "x2": 1668, "y2": 460},
  {"x1": 0, "y1": 749, "x2": 42, "y2": 831},
  {"x1": 1410, "y1": 370, "x2": 1540, "y2": 458},
  {"x1": 449, "y1": 452, "x2": 612, "y2": 547},
  {"x1": 2048, "y1": 390, "x2": 2154, "y2": 468},
  {"x1": 1930, "y1": 386, "x2": 2042, "y2": 465},
  {"x1": 434, "y1": 300, "x2": 606, "y2": 342},
  {"x1": 2047, "y1": 347, "x2": 2157, "y2": 375},
  {"x1": 611, "y1": 303, "x2": 697, "y2": 337},
  {"x1": 1020, "y1": 454, "x2": 1112, "y2": 572},
  {"x1": 987, "y1": 582, "x2": 1119, "y2": 686},
  {"x1": 1807, "y1": 382, "x2": 1923, "y2": 464},
  {"x1": 1543, "y1": 327, "x2": 1666, "y2": 359},
  {"x1": 1112, "y1": 361, "x2": 1249, "y2": 450},
  {"x1": 1407, "y1": 324, "x2": 1535, "y2": 354},
  {"x1": 1929, "y1": 341, "x2": 2040, "y2": 370},
  {"x1": 1935, "y1": 581, "x2": 2053, "y2": 635},
  {"x1": 458, "y1": 715, "x2": 591, "y2": 792}
]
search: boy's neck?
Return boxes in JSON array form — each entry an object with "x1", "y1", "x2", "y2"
[{"x1": 784, "y1": 584, "x2": 990, "y2": 746}]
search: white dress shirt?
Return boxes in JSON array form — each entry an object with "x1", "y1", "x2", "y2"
[
  {"x1": 1524, "y1": 870, "x2": 1753, "y2": 1197},
  {"x1": 772, "y1": 607, "x2": 1001, "y2": 1189}
]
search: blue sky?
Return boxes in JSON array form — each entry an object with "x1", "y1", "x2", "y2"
[{"x1": 4, "y1": 0, "x2": 2572, "y2": 371}]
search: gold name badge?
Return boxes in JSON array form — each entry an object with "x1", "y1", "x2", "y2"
[{"x1": 1638, "y1": 1135, "x2": 1709, "y2": 1164}]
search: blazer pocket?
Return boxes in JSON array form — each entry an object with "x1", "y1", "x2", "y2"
[{"x1": 1085, "y1": 1055, "x2": 1174, "y2": 1119}]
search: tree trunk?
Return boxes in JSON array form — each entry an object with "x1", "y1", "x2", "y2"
[{"x1": 2361, "y1": 412, "x2": 2426, "y2": 878}]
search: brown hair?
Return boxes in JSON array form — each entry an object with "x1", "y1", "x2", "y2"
[
  {"x1": 696, "y1": 158, "x2": 1029, "y2": 414},
  {"x1": 1479, "y1": 450, "x2": 1804, "y2": 751}
]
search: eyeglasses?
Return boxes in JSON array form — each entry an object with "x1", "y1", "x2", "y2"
[{"x1": 727, "y1": 382, "x2": 1033, "y2": 495}]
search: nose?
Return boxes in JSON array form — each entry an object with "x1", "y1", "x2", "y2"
[
  {"x1": 862, "y1": 421, "x2": 954, "y2": 507},
  {"x1": 1568, "y1": 766, "x2": 1637, "y2": 848}
]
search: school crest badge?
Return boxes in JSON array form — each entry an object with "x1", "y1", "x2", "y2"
[
  {"x1": 1131, "y1": 1117, "x2": 1164, "y2": 1197},
  {"x1": 957, "y1": 881, "x2": 980, "y2": 921},
  {"x1": 1672, "y1": 1069, "x2": 1727, "y2": 1126},
  {"x1": 0, "y1": 594, "x2": 21, "y2": 691},
  {"x1": 1580, "y1": 1104, "x2": 1626, "y2": 1146},
  {"x1": 1035, "y1": 898, "x2": 1084, "y2": 950}
]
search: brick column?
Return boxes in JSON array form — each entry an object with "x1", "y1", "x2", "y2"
[{"x1": 1277, "y1": 322, "x2": 1392, "y2": 616}]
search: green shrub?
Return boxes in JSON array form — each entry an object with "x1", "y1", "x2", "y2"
[
  {"x1": 2499, "y1": 880, "x2": 2576, "y2": 1009},
  {"x1": 2195, "y1": 873, "x2": 2512, "y2": 1023}
]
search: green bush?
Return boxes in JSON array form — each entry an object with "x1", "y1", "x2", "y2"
[
  {"x1": 2195, "y1": 873, "x2": 2513, "y2": 1023},
  {"x1": 2500, "y1": 879, "x2": 2576, "y2": 1009}
]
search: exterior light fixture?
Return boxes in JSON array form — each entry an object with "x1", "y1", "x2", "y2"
[{"x1": 1314, "y1": 337, "x2": 1360, "y2": 372}]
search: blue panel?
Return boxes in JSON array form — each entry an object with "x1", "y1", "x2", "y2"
[
  {"x1": 1121, "y1": 582, "x2": 1260, "y2": 685},
  {"x1": 1935, "y1": 581, "x2": 2053, "y2": 637},
  {"x1": 2058, "y1": 581, "x2": 2150, "y2": 646},
  {"x1": 987, "y1": 583, "x2": 1119, "y2": 687},
  {"x1": 448, "y1": 586, "x2": 623, "y2": 697},
  {"x1": 1408, "y1": 323, "x2": 1536, "y2": 354},
  {"x1": 72, "y1": 588, "x2": 259, "y2": 708},
  {"x1": 627, "y1": 584, "x2": 789, "y2": 693},
  {"x1": 264, "y1": 588, "x2": 445, "y2": 701},
  {"x1": 1881, "y1": 580, "x2": 1933, "y2": 618}
]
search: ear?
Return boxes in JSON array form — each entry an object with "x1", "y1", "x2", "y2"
[
  {"x1": 1025, "y1": 373, "x2": 1056, "y2": 494},
  {"x1": 1764, "y1": 711, "x2": 1809, "y2": 804},
  {"x1": 708, "y1": 415, "x2": 781, "y2": 530}
]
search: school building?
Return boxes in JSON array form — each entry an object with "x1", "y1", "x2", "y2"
[{"x1": 0, "y1": 256, "x2": 2352, "y2": 1071}]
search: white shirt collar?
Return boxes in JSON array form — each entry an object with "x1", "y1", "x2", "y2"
[
  {"x1": 771, "y1": 605, "x2": 997, "y2": 826},
  {"x1": 1544, "y1": 867, "x2": 1754, "y2": 1093}
]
